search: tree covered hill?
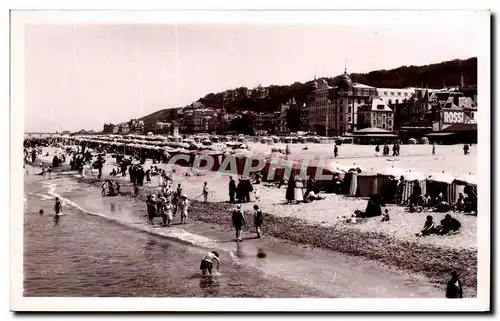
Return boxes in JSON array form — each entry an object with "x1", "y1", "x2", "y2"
[{"x1": 140, "y1": 57, "x2": 477, "y2": 124}]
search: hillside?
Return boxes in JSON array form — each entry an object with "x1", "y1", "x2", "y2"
[{"x1": 140, "y1": 57, "x2": 477, "y2": 124}]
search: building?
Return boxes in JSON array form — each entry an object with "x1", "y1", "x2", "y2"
[
  {"x1": 153, "y1": 121, "x2": 172, "y2": 134},
  {"x1": 118, "y1": 122, "x2": 130, "y2": 134},
  {"x1": 357, "y1": 97, "x2": 395, "y2": 131},
  {"x1": 307, "y1": 78, "x2": 332, "y2": 135},
  {"x1": 255, "y1": 112, "x2": 274, "y2": 132},
  {"x1": 376, "y1": 88, "x2": 416, "y2": 106},
  {"x1": 278, "y1": 101, "x2": 290, "y2": 132},
  {"x1": 307, "y1": 70, "x2": 377, "y2": 136},
  {"x1": 182, "y1": 107, "x2": 220, "y2": 133},
  {"x1": 128, "y1": 119, "x2": 144, "y2": 133},
  {"x1": 102, "y1": 123, "x2": 119, "y2": 134}
]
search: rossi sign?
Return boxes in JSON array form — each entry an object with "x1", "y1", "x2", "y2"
[{"x1": 443, "y1": 110, "x2": 465, "y2": 124}]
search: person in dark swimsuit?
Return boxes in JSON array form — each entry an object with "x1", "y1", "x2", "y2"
[{"x1": 53, "y1": 197, "x2": 62, "y2": 226}]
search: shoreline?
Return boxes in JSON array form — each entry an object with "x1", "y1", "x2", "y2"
[
  {"x1": 29, "y1": 160, "x2": 477, "y2": 296},
  {"x1": 68, "y1": 170, "x2": 476, "y2": 295}
]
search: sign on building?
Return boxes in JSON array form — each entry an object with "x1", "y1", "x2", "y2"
[{"x1": 443, "y1": 110, "x2": 465, "y2": 124}]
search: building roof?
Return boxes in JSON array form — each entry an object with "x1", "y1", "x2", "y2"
[
  {"x1": 353, "y1": 127, "x2": 394, "y2": 134},
  {"x1": 352, "y1": 83, "x2": 375, "y2": 89},
  {"x1": 337, "y1": 72, "x2": 353, "y2": 92},
  {"x1": 441, "y1": 123, "x2": 477, "y2": 132},
  {"x1": 442, "y1": 102, "x2": 463, "y2": 111},
  {"x1": 458, "y1": 97, "x2": 477, "y2": 109},
  {"x1": 369, "y1": 97, "x2": 393, "y2": 112}
]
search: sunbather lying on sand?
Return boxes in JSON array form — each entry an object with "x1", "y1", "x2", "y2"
[{"x1": 304, "y1": 191, "x2": 325, "y2": 202}]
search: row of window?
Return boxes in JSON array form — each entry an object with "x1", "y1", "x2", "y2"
[{"x1": 382, "y1": 91, "x2": 410, "y2": 97}]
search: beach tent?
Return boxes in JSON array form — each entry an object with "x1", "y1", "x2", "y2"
[
  {"x1": 420, "y1": 137, "x2": 429, "y2": 144},
  {"x1": 452, "y1": 173, "x2": 478, "y2": 204},
  {"x1": 427, "y1": 171, "x2": 456, "y2": 203},
  {"x1": 356, "y1": 168, "x2": 378, "y2": 197},
  {"x1": 401, "y1": 170, "x2": 427, "y2": 203},
  {"x1": 408, "y1": 138, "x2": 417, "y2": 144},
  {"x1": 376, "y1": 166, "x2": 405, "y2": 202}
]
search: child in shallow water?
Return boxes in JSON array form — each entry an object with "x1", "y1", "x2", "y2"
[{"x1": 200, "y1": 251, "x2": 220, "y2": 276}]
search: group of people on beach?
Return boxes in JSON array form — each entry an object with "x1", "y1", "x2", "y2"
[
  {"x1": 417, "y1": 214, "x2": 462, "y2": 237},
  {"x1": 145, "y1": 183, "x2": 190, "y2": 226},
  {"x1": 26, "y1": 139, "x2": 472, "y2": 295},
  {"x1": 375, "y1": 143, "x2": 401, "y2": 157},
  {"x1": 228, "y1": 176, "x2": 255, "y2": 203}
]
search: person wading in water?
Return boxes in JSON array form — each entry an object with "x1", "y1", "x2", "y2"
[
  {"x1": 53, "y1": 197, "x2": 62, "y2": 226},
  {"x1": 232, "y1": 204, "x2": 246, "y2": 242}
]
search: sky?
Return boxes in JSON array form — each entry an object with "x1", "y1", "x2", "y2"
[{"x1": 23, "y1": 22, "x2": 481, "y2": 132}]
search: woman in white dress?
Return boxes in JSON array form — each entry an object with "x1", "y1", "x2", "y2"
[{"x1": 294, "y1": 178, "x2": 304, "y2": 203}]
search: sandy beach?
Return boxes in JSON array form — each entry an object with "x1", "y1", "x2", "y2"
[{"x1": 31, "y1": 142, "x2": 478, "y2": 294}]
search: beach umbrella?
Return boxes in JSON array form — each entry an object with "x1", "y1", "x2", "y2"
[
  {"x1": 454, "y1": 173, "x2": 478, "y2": 186},
  {"x1": 402, "y1": 170, "x2": 426, "y2": 181},
  {"x1": 377, "y1": 166, "x2": 405, "y2": 178},
  {"x1": 427, "y1": 171, "x2": 455, "y2": 184}
]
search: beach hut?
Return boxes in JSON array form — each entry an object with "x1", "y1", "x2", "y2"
[
  {"x1": 356, "y1": 168, "x2": 378, "y2": 197},
  {"x1": 426, "y1": 171, "x2": 456, "y2": 203},
  {"x1": 453, "y1": 173, "x2": 478, "y2": 205},
  {"x1": 401, "y1": 170, "x2": 427, "y2": 204},
  {"x1": 376, "y1": 166, "x2": 405, "y2": 202}
]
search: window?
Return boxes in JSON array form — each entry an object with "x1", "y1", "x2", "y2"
[
  {"x1": 404, "y1": 93, "x2": 408, "y2": 96},
  {"x1": 348, "y1": 116, "x2": 351, "y2": 123},
  {"x1": 390, "y1": 92, "x2": 394, "y2": 96},
  {"x1": 384, "y1": 91, "x2": 387, "y2": 95},
  {"x1": 357, "y1": 98, "x2": 360, "y2": 104},
  {"x1": 388, "y1": 99, "x2": 392, "y2": 104},
  {"x1": 395, "y1": 99, "x2": 399, "y2": 104},
  {"x1": 348, "y1": 107, "x2": 351, "y2": 113},
  {"x1": 398, "y1": 92, "x2": 401, "y2": 96}
]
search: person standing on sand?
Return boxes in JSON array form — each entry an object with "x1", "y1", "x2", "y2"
[
  {"x1": 294, "y1": 177, "x2": 304, "y2": 203},
  {"x1": 146, "y1": 195, "x2": 157, "y2": 225},
  {"x1": 163, "y1": 198, "x2": 173, "y2": 227},
  {"x1": 446, "y1": 271, "x2": 463, "y2": 298},
  {"x1": 463, "y1": 144, "x2": 470, "y2": 155},
  {"x1": 334, "y1": 145, "x2": 338, "y2": 158},
  {"x1": 232, "y1": 204, "x2": 246, "y2": 242},
  {"x1": 229, "y1": 176, "x2": 236, "y2": 203},
  {"x1": 286, "y1": 177, "x2": 295, "y2": 204},
  {"x1": 53, "y1": 197, "x2": 62, "y2": 226},
  {"x1": 432, "y1": 142, "x2": 436, "y2": 155},
  {"x1": 178, "y1": 195, "x2": 190, "y2": 224},
  {"x1": 203, "y1": 182, "x2": 209, "y2": 203}
]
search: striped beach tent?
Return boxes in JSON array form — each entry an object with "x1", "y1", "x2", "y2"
[
  {"x1": 401, "y1": 171, "x2": 427, "y2": 204},
  {"x1": 426, "y1": 171, "x2": 456, "y2": 203},
  {"x1": 376, "y1": 166, "x2": 405, "y2": 202}
]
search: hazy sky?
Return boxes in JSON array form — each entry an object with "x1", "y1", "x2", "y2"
[{"x1": 24, "y1": 23, "x2": 480, "y2": 132}]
